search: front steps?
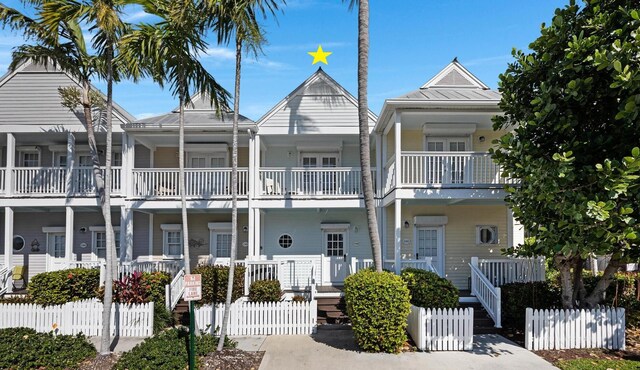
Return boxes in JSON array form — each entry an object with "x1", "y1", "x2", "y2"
[
  {"x1": 173, "y1": 299, "x2": 190, "y2": 325},
  {"x1": 459, "y1": 302, "x2": 499, "y2": 334},
  {"x1": 317, "y1": 296, "x2": 349, "y2": 325}
]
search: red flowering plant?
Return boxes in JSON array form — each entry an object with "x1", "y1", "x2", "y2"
[{"x1": 109, "y1": 271, "x2": 171, "y2": 304}]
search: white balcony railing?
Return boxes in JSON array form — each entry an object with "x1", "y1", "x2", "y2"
[
  {"x1": 12, "y1": 167, "x2": 121, "y2": 195},
  {"x1": 259, "y1": 167, "x2": 370, "y2": 197},
  {"x1": 131, "y1": 168, "x2": 248, "y2": 198}
]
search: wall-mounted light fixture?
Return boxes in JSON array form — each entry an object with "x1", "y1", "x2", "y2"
[
  {"x1": 31, "y1": 239, "x2": 40, "y2": 252},
  {"x1": 404, "y1": 221, "x2": 410, "y2": 229},
  {"x1": 79, "y1": 227, "x2": 87, "y2": 234},
  {"x1": 243, "y1": 226, "x2": 248, "y2": 233},
  {"x1": 479, "y1": 136, "x2": 486, "y2": 142}
]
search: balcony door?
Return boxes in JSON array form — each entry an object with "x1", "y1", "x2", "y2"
[
  {"x1": 425, "y1": 137, "x2": 468, "y2": 184},
  {"x1": 187, "y1": 152, "x2": 227, "y2": 195},
  {"x1": 300, "y1": 153, "x2": 338, "y2": 194}
]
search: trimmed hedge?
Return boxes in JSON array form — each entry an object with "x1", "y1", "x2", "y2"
[
  {"x1": 249, "y1": 280, "x2": 282, "y2": 302},
  {"x1": 501, "y1": 281, "x2": 562, "y2": 329},
  {"x1": 114, "y1": 328, "x2": 235, "y2": 370},
  {"x1": 192, "y1": 265, "x2": 245, "y2": 305},
  {"x1": 0, "y1": 327, "x2": 96, "y2": 370},
  {"x1": 28, "y1": 268, "x2": 100, "y2": 306},
  {"x1": 344, "y1": 270, "x2": 411, "y2": 353},
  {"x1": 401, "y1": 268, "x2": 459, "y2": 309}
]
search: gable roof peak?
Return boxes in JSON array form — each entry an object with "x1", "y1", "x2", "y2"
[{"x1": 421, "y1": 59, "x2": 489, "y2": 90}]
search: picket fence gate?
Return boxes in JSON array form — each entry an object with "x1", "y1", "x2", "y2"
[
  {"x1": 525, "y1": 307, "x2": 625, "y2": 350},
  {"x1": 195, "y1": 300, "x2": 317, "y2": 336},
  {"x1": 407, "y1": 305, "x2": 474, "y2": 351},
  {"x1": 0, "y1": 299, "x2": 154, "y2": 337}
]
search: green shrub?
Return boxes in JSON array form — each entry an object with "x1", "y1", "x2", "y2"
[
  {"x1": 501, "y1": 281, "x2": 562, "y2": 329},
  {"x1": 28, "y1": 268, "x2": 100, "y2": 305},
  {"x1": 583, "y1": 271, "x2": 640, "y2": 326},
  {"x1": 114, "y1": 328, "x2": 235, "y2": 370},
  {"x1": 0, "y1": 327, "x2": 96, "y2": 370},
  {"x1": 192, "y1": 265, "x2": 245, "y2": 305},
  {"x1": 249, "y1": 280, "x2": 282, "y2": 302},
  {"x1": 141, "y1": 271, "x2": 171, "y2": 303},
  {"x1": 344, "y1": 270, "x2": 411, "y2": 353},
  {"x1": 153, "y1": 304, "x2": 175, "y2": 334},
  {"x1": 400, "y1": 268, "x2": 459, "y2": 309}
]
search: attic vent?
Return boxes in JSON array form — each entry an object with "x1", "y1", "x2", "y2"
[{"x1": 433, "y1": 69, "x2": 475, "y2": 87}]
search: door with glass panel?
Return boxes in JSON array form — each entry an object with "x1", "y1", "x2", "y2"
[
  {"x1": 210, "y1": 231, "x2": 232, "y2": 264},
  {"x1": 47, "y1": 233, "x2": 67, "y2": 271},
  {"x1": 76, "y1": 154, "x2": 94, "y2": 193},
  {"x1": 426, "y1": 137, "x2": 467, "y2": 184},
  {"x1": 323, "y1": 230, "x2": 348, "y2": 284},
  {"x1": 415, "y1": 227, "x2": 443, "y2": 275},
  {"x1": 301, "y1": 154, "x2": 338, "y2": 194},
  {"x1": 187, "y1": 152, "x2": 227, "y2": 196}
]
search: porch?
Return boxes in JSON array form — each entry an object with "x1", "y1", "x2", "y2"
[{"x1": 258, "y1": 167, "x2": 373, "y2": 197}]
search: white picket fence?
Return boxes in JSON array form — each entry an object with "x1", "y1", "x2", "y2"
[
  {"x1": 195, "y1": 300, "x2": 317, "y2": 336},
  {"x1": 407, "y1": 305, "x2": 474, "y2": 351},
  {"x1": 525, "y1": 307, "x2": 625, "y2": 351},
  {"x1": 0, "y1": 299, "x2": 154, "y2": 337}
]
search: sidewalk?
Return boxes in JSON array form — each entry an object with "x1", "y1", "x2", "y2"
[{"x1": 258, "y1": 329, "x2": 558, "y2": 370}]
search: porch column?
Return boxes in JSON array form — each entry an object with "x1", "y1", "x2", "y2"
[
  {"x1": 5, "y1": 133, "x2": 15, "y2": 196},
  {"x1": 254, "y1": 134, "x2": 261, "y2": 196},
  {"x1": 122, "y1": 133, "x2": 135, "y2": 197},
  {"x1": 247, "y1": 134, "x2": 255, "y2": 260},
  {"x1": 65, "y1": 132, "x2": 75, "y2": 196},
  {"x1": 4, "y1": 207, "x2": 14, "y2": 293},
  {"x1": 120, "y1": 206, "x2": 133, "y2": 262},
  {"x1": 254, "y1": 209, "x2": 262, "y2": 258},
  {"x1": 507, "y1": 208, "x2": 525, "y2": 248},
  {"x1": 65, "y1": 207, "x2": 74, "y2": 263},
  {"x1": 380, "y1": 204, "x2": 387, "y2": 266},
  {"x1": 394, "y1": 110, "x2": 402, "y2": 189},
  {"x1": 375, "y1": 133, "x2": 382, "y2": 197},
  {"x1": 394, "y1": 199, "x2": 402, "y2": 274}
]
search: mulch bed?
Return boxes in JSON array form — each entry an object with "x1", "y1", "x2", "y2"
[
  {"x1": 77, "y1": 354, "x2": 120, "y2": 370},
  {"x1": 200, "y1": 349, "x2": 264, "y2": 370}
]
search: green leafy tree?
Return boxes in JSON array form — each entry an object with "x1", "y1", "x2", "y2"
[{"x1": 492, "y1": 0, "x2": 640, "y2": 308}]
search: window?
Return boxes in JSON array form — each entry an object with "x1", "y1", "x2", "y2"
[
  {"x1": 21, "y1": 151, "x2": 40, "y2": 167},
  {"x1": 477, "y1": 225, "x2": 498, "y2": 245},
  {"x1": 13, "y1": 235, "x2": 25, "y2": 252},
  {"x1": 278, "y1": 234, "x2": 293, "y2": 249},
  {"x1": 325, "y1": 233, "x2": 344, "y2": 256},
  {"x1": 161, "y1": 224, "x2": 183, "y2": 258},
  {"x1": 208, "y1": 223, "x2": 233, "y2": 258},
  {"x1": 90, "y1": 226, "x2": 121, "y2": 260},
  {"x1": 425, "y1": 137, "x2": 469, "y2": 152},
  {"x1": 52, "y1": 233, "x2": 65, "y2": 258},
  {"x1": 187, "y1": 152, "x2": 227, "y2": 168},
  {"x1": 215, "y1": 234, "x2": 232, "y2": 257},
  {"x1": 113, "y1": 152, "x2": 122, "y2": 167}
]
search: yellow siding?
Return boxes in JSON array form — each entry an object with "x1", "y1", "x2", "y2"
[
  {"x1": 401, "y1": 129, "x2": 423, "y2": 151},
  {"x1": 154, "y1": 147, "x2": 179, "y2": 168},
  {"x1": 472, "y1": 130, "x2": 503, "y2": 152},
  {"x1": 386, "y1": 127, "x2": 395, "y2": 162},
  {"x1": 237, "y1": 147, "x2": 249, "y2": 167},
  {"x1": 153, "y1": 213, "x2": 249, "y2": 269},
  {"x1": 385, "y1": 204, "x2": 508, "y2": 289}
]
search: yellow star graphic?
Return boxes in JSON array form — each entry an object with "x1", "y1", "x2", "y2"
[{"x1": 308, "y1": 45, "x2": 332, "y2": 65}]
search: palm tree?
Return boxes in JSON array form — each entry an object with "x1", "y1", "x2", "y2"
[
  {"x1": 119, "y1": 0, "x2": 230, "y2": 276},
  {"x1": 346, "y1": 0, "x2": 382, "y2": 272},
  {"x1": 204, "y1": 0, "x2": 280, "y2": 350}
]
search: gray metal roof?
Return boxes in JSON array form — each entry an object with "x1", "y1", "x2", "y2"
[{"x1": 394, "y1": 87, "x2": 501, "y2": 102}]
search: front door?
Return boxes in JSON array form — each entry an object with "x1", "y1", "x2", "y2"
[
  {"x1": 323, "y1": 230, "x2": 348, "y2": 284},
  {"x1": 47, "y1": 233, "x2": 67, "y2": 271},
  {"x1": 415, "y1": 227, "x2": 444, "y2": 275}
]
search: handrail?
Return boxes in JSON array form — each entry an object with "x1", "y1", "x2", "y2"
[
  {"x1": 165, "y1": 268, "x2": 186, "y2": 311},
  {"x1": 0, "y1": 267, "x2": 11, "y2": 296},
  {"x1": 469, "y1": 262, "x2": 501, "y2": 328}
]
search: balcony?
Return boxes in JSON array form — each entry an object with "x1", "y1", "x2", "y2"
[
  {"x1": 384, "y1": 152, "x2": 512, "y2": 193},
  {"x1": 259, "y1": 167, "x2": 371, "y2": 197},
  {"x1": 131, "y1": 168, "x2": 248, "y2": 198},
  {"x1": 11, "y1": 167, "x2": 121, "y2": 196}
]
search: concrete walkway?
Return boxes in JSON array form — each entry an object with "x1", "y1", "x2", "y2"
[
  {"x1": 258, "y1": 329, "x2": 558, "y2": 370},
  {"x1": 88, "y1": 336, "x2": 146, "y2": 353}
]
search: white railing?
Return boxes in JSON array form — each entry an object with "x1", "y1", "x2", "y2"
[
  {"x1": 350, "y1": 258, "x2": 374, "y2": 273},
  {"x1": 195, "y1": 300, "x2": 317, "y2": 336},
  {"x1": 0, "y1": 267, "x2": 10, "y2": 296},
  {"x1": 259, "y1": 167, "x2": 366, "y2": 197},
  {"x1": 119, "y1": 259, "x2": 184, "y2": 278},
  {"x1": 400, "y1": 152, "x2": 512, "y2": 187},
  {"x1": 244, "y1": 260, "x2": 280, "y2": 295},
  {"x1": 0, "y1": 299, "x2": 154, "y2": 337},
  {"x1": 525, "y1": 307, "x2": 625, "y2": 351},
  {"x1": 383, "y1": 158, "x2": 396, "y2": 195},
  {"x1": 469, "y1": 262, "x2": 501, "y2": 328},
  {"x1": 132, "y1": 168, "x2": 248, "y2": 198},
  {"x1": 273, "y1": 256, "x2": 321, "y2": 290},
  {"x1": 0, "y1": 168, "x2": 5, "y2": 193},
  {"x1": 473, "y1": 257, "x2": 545, "y2": 287},
  {"x1": 407, "y1": 305, "x2": 474, "y2": 351},
  {"x1": 165, "y1": 268, "x2": 185, "y2": 311},
  {"x1": 12, "y1": 167, "x2": 121, "y2": 195},
  {"x1": 401, "y1": 258, "x2": 438, "y2": 274}
]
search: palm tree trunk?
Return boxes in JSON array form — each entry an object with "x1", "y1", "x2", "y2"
[
  {"x1": 100, "y1": 43, "x2": 117, "y2": 355},
  {"x1": 179, "y1": 90, "x2": 191, "y2": 274},
  {"x1": 357, "y1": 0, "x2": 382, "y2": 272},
  {"x1": 217, "y1": 35, "x2": 242, "y2": 351}
]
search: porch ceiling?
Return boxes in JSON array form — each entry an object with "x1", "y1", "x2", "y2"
[
  {"x1": 401, "y1": 198, "x2": 506, "y2": 206},
  {"x1": 261, "y1": 134, "x2": 360, "y2": 147},
  {"x1": 399, "y1": 111, "x2": 498, "y2": 130},
  {"x1": 134, "y1": 132, "x2": 250, "y2": 148},
  {"x1": 10, "y1": 132, "x2": 123, "y2": 146}
]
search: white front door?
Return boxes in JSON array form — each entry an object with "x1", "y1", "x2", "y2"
[
  {"x1": 415, "y1": 227, "x2": 444, "y2": 275},
  {"x1": 323, "y1": 230, "x2": 348, "y2": 284},
  {"x1": 47, "y1": 233, "x2": 67, "y2": 271}
]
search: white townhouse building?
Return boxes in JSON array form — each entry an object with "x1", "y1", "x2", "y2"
[{"x1": 0, "y1": 59, "x2": 535, "y2": 326}]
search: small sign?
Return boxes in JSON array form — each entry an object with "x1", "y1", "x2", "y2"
[{"x1": 183, "y1": 274, "x2": 202, "y2": 301}]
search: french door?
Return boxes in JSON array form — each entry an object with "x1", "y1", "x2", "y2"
[
  {"x1": 301, "y1": 153, "x2": 338, "y2": 194},
  {"x1": 415, "y1": 226, "x2": 444, "y2": 275},
  {"x1": 47, "y1": 233, "x2": 67, "y2": 271},
  {"x1": 426, "y1": 137, "x2": 468, "y2": 184},
  {"x1": 187, "y1": 152, "x2": 227, "y2": 195}
]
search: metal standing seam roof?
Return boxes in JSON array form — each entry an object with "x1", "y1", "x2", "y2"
[
  {"x1": 393, "y1": 87, "x2": 502, "y2": 102},
  {"x1": 131, "y1": 111, "x2": 254, "y2": 127}
]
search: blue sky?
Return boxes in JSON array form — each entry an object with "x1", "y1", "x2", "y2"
[{"x1": 0, "y1": 0, "x2": 568, "y2": 121}]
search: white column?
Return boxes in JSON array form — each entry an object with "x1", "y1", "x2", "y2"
[
  {"x1": 148, "y1": 213, "x2": 154, "y2": 257},
  {"x1": 254, "y1": 134, "x2": 261, "y2": 196},
  {"x1": 65, "y1": 132, "x2": 75, "y2": 195},
  {"x1": 120, "y1": 206, "x2": 133, "y2": 262},
  {"x1": 507, "y1": 208, "x2": 525, "y2": 248},
  {"x1": 394, "y1": 110, "x2": 402, "y2": 189},
  {"x1": 65, "y1": 207, "x2": 74, "y2": 263},
  {"x1": 122, "y1": 133, "x2": 135, "y2": 197},
  {"x1": 247, "y1": 134, "x2": 255, "y2": 260},
  {"x1": 4, "y1": 207, "x2": 14, "y2": 292},
  {"x1": 394, "y1": 199, "x2": 402, "y2": 274},
  {"x1": 381, "y1": 204, "x2": 387, "y2": 265},
  {"x1": 381, "y1": 130, "x2": 388, "y2": 193},
  {"x1": 375, "y1": 133, "x2": 382, "y2": 197},
  {"x1": 5, "y1": 133, "x2": 15, "y2": 196},
  {"x1": 254, "y1": 209, "x2": 262, "y2": 258}
]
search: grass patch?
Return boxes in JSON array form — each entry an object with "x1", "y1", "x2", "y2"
[{"x1": 556, "y1": 358, "x2": 640, "y2": 370}]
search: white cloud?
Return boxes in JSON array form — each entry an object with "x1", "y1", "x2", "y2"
[
  {"x1": 246, "y1": 58, "x2": 293, "y2": 71},
  {"x1": 202, "y1": 47, "x2": 235, "y2": 61},
  {"x1": 125, "y1": 10, "x2": 151, "y2": 22},
  {"x1": 463, "y1": 55, "x2": 512, "y2": 67},
  {"x1": 136, "y1": 112, "x2": 162, "y2": 119}
]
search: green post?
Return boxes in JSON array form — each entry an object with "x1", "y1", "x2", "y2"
[{"x1": 189, "y1": 300, "x2": 196, "y2": 370}]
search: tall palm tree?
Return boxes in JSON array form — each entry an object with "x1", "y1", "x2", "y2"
[
  {"x1": 204, "y1": 0, "x2": 280, "y2": 350},
  {"x1": 119, "y1": 0, "x2": 230, "y2": 276},
  {"x1": 346, "y1": 0, "x2": 382, "y2": 271}
]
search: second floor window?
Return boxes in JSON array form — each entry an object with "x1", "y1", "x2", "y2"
[
  {"x1": 21, "y1": 152, "x2": 40, "y2": 167},
  {"x1": 426, "y1": 137, "x2": 469, "y2": 152}
]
